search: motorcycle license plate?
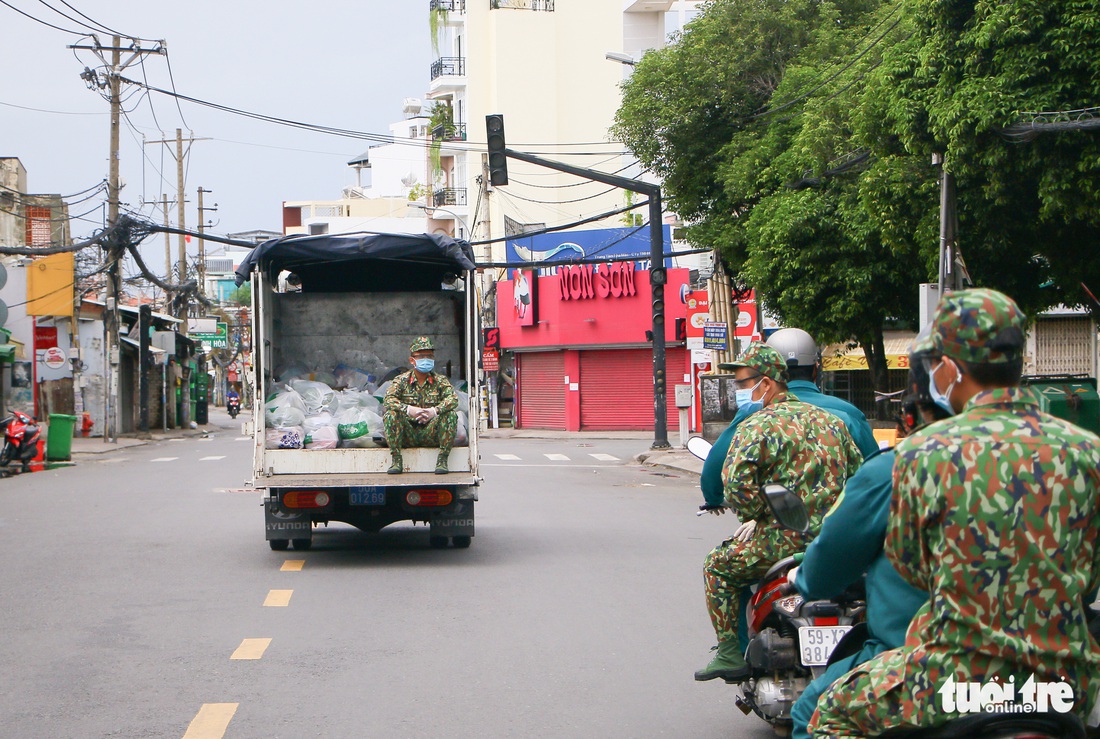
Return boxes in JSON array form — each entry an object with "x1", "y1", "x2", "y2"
[
  {"x1": 798, "y1": 626, "x2": 851, "y2": 667},
  {"x1": 349, "y1": 486, "x2": 386, "y2": 505}
]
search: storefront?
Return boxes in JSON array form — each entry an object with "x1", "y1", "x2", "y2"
[{"x1": 496, "y1": 263, "x2": 691, "y2": 431}]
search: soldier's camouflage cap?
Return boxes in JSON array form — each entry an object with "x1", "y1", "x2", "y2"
[
  {"x1": 409, "y1": 336, "x2": 435, "y2": 353},
  {"x1": 928, "y1": 288, "x2": 1026, "y2": 364},
  {"x1": 719, "y1": 342, "x2": 788, "y2": 383}
]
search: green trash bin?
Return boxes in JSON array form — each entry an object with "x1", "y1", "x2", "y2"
[
  {"x1": 1023, "y1": 376, "x2": 1100, "y2": 436},
  {"x1": 47, "y1": 413, "x2": 78, "y2": 461}
]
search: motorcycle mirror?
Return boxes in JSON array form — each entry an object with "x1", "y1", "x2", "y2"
[
  {"x1": 762, "y1": 483, "x2": 810, "y2": 534},
  {"x1": 686, "y1": 436, "x2": 713, "y2": 462}
]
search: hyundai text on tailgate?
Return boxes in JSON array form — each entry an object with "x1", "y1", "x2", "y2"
[{"x1": 234, "y1": 231, "x2": 481, "y2": 550}]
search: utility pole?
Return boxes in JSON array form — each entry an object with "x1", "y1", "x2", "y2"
[
  {"x1": 73, "y1": 35, "x2": 165, "y2": 441},
  {"x1": 162, "y1": 192, "x2": 171, "y2": 284},
  {"x1": 197, "y1": 187, "x2": 217, "y2": 298}
]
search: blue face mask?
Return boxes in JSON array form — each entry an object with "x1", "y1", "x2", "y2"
[
  {"x1": 735, "y1": 378, "x2": 764, "y2": 416},
  {"x1": 415, "y1": 358, "x2": 435, "y2": 373},
  {"x1": 927, "y1": 360, "x2": 957, "y2": 416}
]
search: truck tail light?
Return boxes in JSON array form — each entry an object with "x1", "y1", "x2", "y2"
[
  {"x1": 283, "y1": 490, "x2": 330, "y2": 508},
  {"x1": 405, "y1": 489, "x2": 453, "y2": 507}
]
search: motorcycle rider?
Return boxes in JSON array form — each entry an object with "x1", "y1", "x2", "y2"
[
  {"x1": 785, "y1": 329, "x2": 947, "y2": 739},
  {"x1": 810, "y1": 288, "x2": 1100, "y2": 735},
  {"x1": 696, "y1": 343, "x2": 862, "y2": 682},
  {"x1": 698, "y1": 328, "x2": 878, "y2": 652}
]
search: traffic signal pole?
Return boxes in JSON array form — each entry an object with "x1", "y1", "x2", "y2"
[{"x1": 498, "y1": 144, "x2": 670, "y2": 449}]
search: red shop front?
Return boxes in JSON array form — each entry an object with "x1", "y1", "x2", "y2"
[{"x1": 496, "y1": 264, "x2": 690, "y2": 431}]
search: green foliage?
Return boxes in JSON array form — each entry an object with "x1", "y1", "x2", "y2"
[
  {"x1": 428, "y1": 102, "x2": 454, "y2": 178},
  {"x1": 230, "y1": 283, "x2": 251, "y2": 307},
  {"x1": 429, "y1": 7, "x2": 449, "y2": 55},
  {"x1": 614, "y1": 0, "x2": 1100, "y2": 392}
]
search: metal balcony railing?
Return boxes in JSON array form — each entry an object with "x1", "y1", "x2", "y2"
[
  {"x1": 433, "y1": 188, "x2": 468, "y2": 207},
  {"x1": 430, "y1": 57, "x2": 466, "y2": 80},
  {"x1": 429, "y1": 0, "x2": 465, "y2": 10},
  {"x1": 431, "y1": 122, "x2": 468, "y2": 142},
  {"x1": 491, "y1": 0, "x2": 554, "y2": 9}
]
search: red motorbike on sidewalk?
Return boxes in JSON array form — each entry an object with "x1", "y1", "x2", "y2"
[{"x1": 0, "y1": 410, "x2": 41, "y2": 471}]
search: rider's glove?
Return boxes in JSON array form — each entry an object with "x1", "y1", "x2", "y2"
[
  {"x1": 786, "y1": 565, "x2": 800, "y2": 588},
  {"x1": 733, "y1": 519, "x2": 757, "y2": 543}
]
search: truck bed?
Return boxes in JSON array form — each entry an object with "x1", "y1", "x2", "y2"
[{"x1": 255, "y1": 447, "x2": 476, "y2": 488}]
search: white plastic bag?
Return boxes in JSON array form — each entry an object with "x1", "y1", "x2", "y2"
[
  {"x1": 303, "y1": 411, "x2": 334, "y2": 433},
  {"x1": 335, "y1": 407, "x2": 383, "y2": 441},
  {"x1": 290, "y1": 379, "x2": 337, "y2": 415},
  {"x1": 455, "y1": 410, "x2": 468, "y2": 446},
  {"x1": 265, "y1": 426, "x2": 304, "y2": 449},
  {"x1": 265, "y1": 389, "x2": 306, "y2": 428},
  {"x1": 305, "y1": 425, "x2": 339, "y2": 450}
]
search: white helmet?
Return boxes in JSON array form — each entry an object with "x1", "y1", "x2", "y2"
[{"x1": 766, "y1": 328, "x2": 819, "y2": 368}]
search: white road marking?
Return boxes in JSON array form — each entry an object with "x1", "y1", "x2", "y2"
[
  {"x1": 99, "y1": 458, "x2": 127, "y2": 464},
  {"x1": 544, "y1": 453, "x2": 570, "y2": 461},
  {"x1": 494, "y1": 453, "x2": 522, "y2": 460},
  {"x1": 235, "y1": 436, "x2": 251, "y2": 441},
  {"x1": 151, "y1": 457, "x2": 179, "y2": 462},
  {"x1": 589, "y1": 453, "x2": 620, "y2": 461},
  {"x1": 200, "y1": 456, "x2": 226, "y2": 461}
]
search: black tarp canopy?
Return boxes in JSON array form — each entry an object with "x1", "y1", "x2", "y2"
[{"x1": 234, "y1": 232, "x2": 476, "y2": 291}]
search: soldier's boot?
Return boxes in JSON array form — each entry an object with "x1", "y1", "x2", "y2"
[
  {"x1": 694, "y1": 641, "x2": 750, "y2": 683},
  {"x1": 388, "y1": 451, "x2": 403, "y2": 475},
  {"x1": 434, "y1": 450, "x2": 449, "y2": 475}
]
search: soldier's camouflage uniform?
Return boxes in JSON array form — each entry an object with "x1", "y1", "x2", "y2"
[
  {"x1": 810, "y1": 288, "x2": 1100, "y2": 736},
  {"x1": 706, "y1": 344, "x2": 862, "y2": 646},
  {"x1": 382, "y1": 370, "x2": 459, "y2": 457}
]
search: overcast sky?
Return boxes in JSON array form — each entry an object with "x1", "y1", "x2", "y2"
[{"x1": 1, "y1": 0, "x2": 429, "y2": 255}]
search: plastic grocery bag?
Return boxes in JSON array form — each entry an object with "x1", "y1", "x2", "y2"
[
  {"x1": 305, "y1": 425, "x2": 339, "y2": 450},
  {"x1": 265, "y1": 389, "x2": 306, "y2": 428},
  {"x1": 289, "y1": 379, "x2": 337, "y2": 415},
  {"x1": 455, "y1": 410, "x2": 469, "y2": 446},
  {"x1": 335, "y1": 407, "x2": 383, "y2": 441},
  {"x1": 265, "y1": 426, "x2": 305, "y2": 449},
  {"x1": 303, "y1": 411, "x2": 334, "y2": 433}
]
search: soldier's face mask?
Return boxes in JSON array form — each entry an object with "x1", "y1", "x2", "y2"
[
  {"x1": 735, "y1": 377, "x2": 766, "y2": 415},
  {"x1": 925, "y1": 357, "x2": 959, "y2": 416}
]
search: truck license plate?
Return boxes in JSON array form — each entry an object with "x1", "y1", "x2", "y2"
[
  {"x1": 798, "y1": 626, "x2": 851, "y2": 667},
  {"x1": 349, "y1": 487, "x2": 386, "y2": 505}
]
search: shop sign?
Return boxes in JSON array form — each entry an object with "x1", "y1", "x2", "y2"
[
  {"x1": 482, "y1": 348, "x2": 500, "y2": 371},
  {"x1": 557, "y1": 262, "x2": 637, "y2": 301},
  {"x1": 513, "y1": 270, "x2": 537, "y2": 326},
  {"x1": 703, "y1": 322, "x2": 728, "y2": 351}
]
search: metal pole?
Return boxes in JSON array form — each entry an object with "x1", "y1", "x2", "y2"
[
  {"x1": 176, "y1": 128, "x2": 186, "y2": 287},
  {"x1": 138, "y1": 304, "x2": 150, "y2": 434},
  {"x1": 105, "y1": 35, "x2": 122, "y2": 443}
]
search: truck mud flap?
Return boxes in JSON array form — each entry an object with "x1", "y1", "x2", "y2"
[
  {"x1": 430, "y1": 500, "x2": 475, "y2": 537},
  {"x1": 265, "y1": 499, "x2": 312, "y2": 540}
]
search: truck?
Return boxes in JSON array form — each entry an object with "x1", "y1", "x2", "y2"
[{"x1": 235, "y1": 231, "x2": 480, "y2": 551}]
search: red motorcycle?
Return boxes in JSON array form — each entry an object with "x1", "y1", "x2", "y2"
[{"x1": 0, "y1": 410, "x2": 42, "y2": 471}]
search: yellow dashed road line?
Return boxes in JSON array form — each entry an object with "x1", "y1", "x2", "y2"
[
  {"x1": 230, "y1": 638, "x2": 272, "y2": 660},
  {"x1": 263, "y1": 589, "x2": 293, "y2": 607},
  {"x1": 280, "y1": 559, "x2": 305, "y2": 571},
  {"x1": 182, "y1": 703, "x2": 238, "y2": 738}
]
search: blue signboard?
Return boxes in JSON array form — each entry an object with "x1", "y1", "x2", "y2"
[
  {"x1": 507, "y1": 226, "x2": 673, "y2": 277},
  {"x1": 703, "y1": 321, "x2": 728, "y2": 351}
]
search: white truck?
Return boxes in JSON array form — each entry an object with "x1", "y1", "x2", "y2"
[{"x1": 236, "y1": 232, "x2": 480, "y2": 551}]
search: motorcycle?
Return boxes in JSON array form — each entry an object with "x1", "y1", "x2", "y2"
[
  {"x1": 227, "y1": 396, "x2": 240, "y2": 419},
  {"x1": 688, "y1": 436, "x2": 865, "y2": 733},
  {"x1": 0, "y1": 410, "x2": 42, "y2": 471},
  {"x1": 689, "y1": 436, "x2": 1087, "y2": 739}
]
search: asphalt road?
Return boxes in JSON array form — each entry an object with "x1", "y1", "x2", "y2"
[{"x1": 0, "y1": 423, "x2": 773, "y2": 738}]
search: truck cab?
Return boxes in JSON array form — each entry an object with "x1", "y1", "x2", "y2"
[{"x1": 236, "y1": 232, "x2": 480, "y2": 550}]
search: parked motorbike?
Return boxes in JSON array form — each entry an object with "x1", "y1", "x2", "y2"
[
  {"x1": 227, "y1": 396, "x2": 240, "y2": 419},
  {"x1": 0, "y1": 410, "x2": 42, "y2": 471},
  {"x1": 688, "y1": 436, "x2": 865, "y2": 733}
]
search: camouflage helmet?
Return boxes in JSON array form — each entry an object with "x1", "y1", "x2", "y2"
[
  {"x1": 929, "y1": 288, "x2": 1026, "y2": 364},
  {"x1": 722, "y1": 342, "x2": 789, "y2": 383},
  {"x1": 409, "y1": 336, "x2": 435, "y2": 353}
]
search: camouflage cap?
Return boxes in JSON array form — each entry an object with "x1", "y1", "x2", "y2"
[
  {"x1": 409, "y1": 336, "x2": 435, "y2": 353},
  {"x1": 720, "y1": 342, "x2": 788, "y2": 383},
  {"x1": 929, "y1": 288, "x2": 1027, "y2": 364}
]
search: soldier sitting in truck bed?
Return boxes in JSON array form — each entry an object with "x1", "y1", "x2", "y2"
[{"x1": 382, "y1": 336, "x2": 459, "y2": 475}]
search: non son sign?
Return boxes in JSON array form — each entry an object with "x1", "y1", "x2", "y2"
[{"x1": 558, "y1": 263, "x2": 637, "y2": 301}]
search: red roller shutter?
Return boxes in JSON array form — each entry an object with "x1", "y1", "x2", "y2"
[
  {"x1": 579, "y1": 348, "x2": 687, "y2": 431},
  {"x1": 517, "y1": 352, "x2": 566, "y2": 429}
]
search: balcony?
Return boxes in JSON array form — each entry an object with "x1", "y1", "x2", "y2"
[
  {"x1": 429, "y1": 0, "x2": 465, "y2": 10},
  {"x1": 430, "y1": 56, "x2": 465, "y2": 80},
  {"x1": 431, "y1": 122, "x2": 467, "y2": 142},
  {"x1": 433, "y1": 188, "x2": 468, "y2": 207},
  {"x1": 490, "y1": 0, "x2": 554, "y2": 9}
]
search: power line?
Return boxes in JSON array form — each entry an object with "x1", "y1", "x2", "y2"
[
  {"x1": 0, "y1": 98, "x2": 106, "y2": 115},
  {"x1": 0, "y1": 0, "x2": 88, "y2": 34}
]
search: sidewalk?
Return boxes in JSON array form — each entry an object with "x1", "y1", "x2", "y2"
[{"x1": 70, "y1": 408, "x2": 245, "y2": 457}]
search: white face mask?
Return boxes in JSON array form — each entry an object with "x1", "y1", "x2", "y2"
[
  {"x1": 927, "y1": 359, "x2": 959, "y2": 416},
  {"x1": 734, "y1": 377, "x2": 765, "y2": 414}
]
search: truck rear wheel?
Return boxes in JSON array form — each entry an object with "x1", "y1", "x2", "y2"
[
  {"x1": 452, "y1": 535, "x2": 472, "y2": 549},
  {"x1": 269, "y1": 539, "x2": 289, "y2": 551},
  {"x1": 292, "y1": 538, "x2": 313, "y2": 551}
]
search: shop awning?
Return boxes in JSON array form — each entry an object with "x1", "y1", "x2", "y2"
[
  {"x1": 821, "y1": 334, "x2": 915, "y2": 371},
  {"x1": 0, "y1": 344, "x2": 15, "y2": 362},
  {"x1": 120, "y1": 336, "x2": 166, "y2": 354}
]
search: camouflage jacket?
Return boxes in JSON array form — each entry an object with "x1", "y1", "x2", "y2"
[
  {"x1": 889, "y1": 386, "x2": 1100, "y2": 711},
  {"x1": 382, "y1": 370, "x2": 458, "y2": 415},
  {"x1": 722, "y1": 395, "x2": 863, "y2": 547}
]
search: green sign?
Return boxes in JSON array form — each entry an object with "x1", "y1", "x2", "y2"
[{"x1": 192, "y1": 321, "x2": 228, "y2": 348}]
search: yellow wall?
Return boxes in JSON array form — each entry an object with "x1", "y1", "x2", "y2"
[{"x1": 26, "y1": 253, "x2": 74, "y2": 317}]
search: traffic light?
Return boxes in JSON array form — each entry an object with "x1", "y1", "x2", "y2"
[
  {"x1": 486, "y1": 114, "x2": 508, "y2": 186},
  {"x1": 675, "y1": 317, "x2": 687, "y2": 342}
]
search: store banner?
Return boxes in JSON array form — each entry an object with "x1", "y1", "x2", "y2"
[
  {"x1": 733, "y1": 289, "x2": 762, "y2": 342},
  {"x1": 513, "y1": 269, "x2": 537, "y2": 326}
]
